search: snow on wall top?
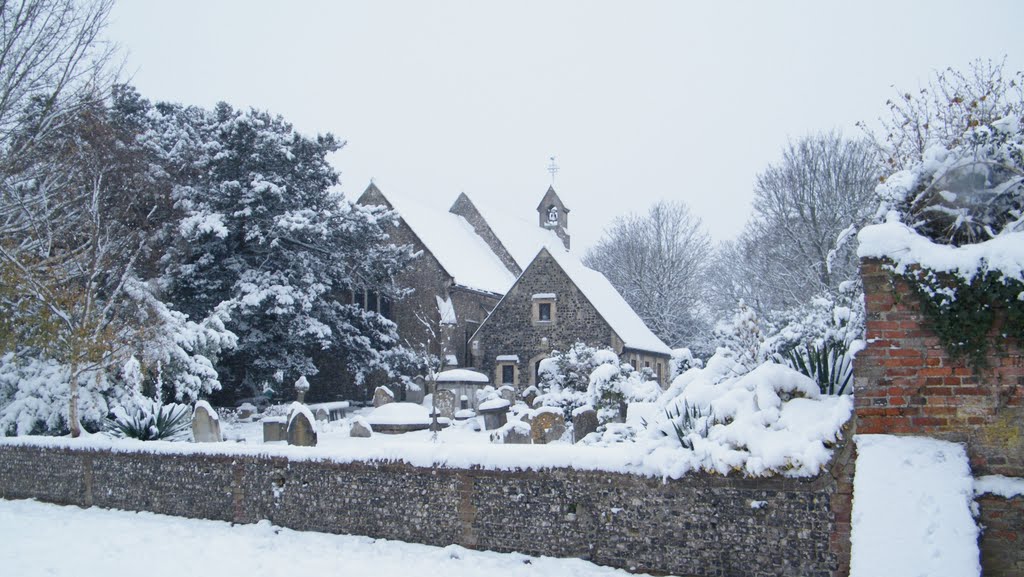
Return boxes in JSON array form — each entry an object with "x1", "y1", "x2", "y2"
[
  {"x1": 368, "y1": 187, "x2": 516, "y2": 295},
  {"x1": 858, "y1": 213, "x2": 1024, "y2": 283},
  {"x1": 545, "y1": 248, "x2": 672, "y2": 356}
]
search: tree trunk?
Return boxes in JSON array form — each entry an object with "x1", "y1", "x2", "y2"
[{"x1": 68, "y1": 361, "x2": 82, "y2": 438}]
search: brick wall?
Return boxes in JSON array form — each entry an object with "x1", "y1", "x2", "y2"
[
  {"x1": 856, "y1": 259, "x2": 1024, "y2": 476},
  {"x1": 0, "y1": 442, "x2": 854, "y2": 577},
  {"x1": 856, "y1": 258, "x2": 1024, "y2": 576}
]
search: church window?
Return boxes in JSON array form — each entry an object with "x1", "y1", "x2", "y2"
[
  {"x1": 532, "y1": 294, "x2": 557, "y2": 325},
  {"x1": 501, "y1": 364, "x2": 514, "y2": 384},
  {"x1": 548, "y1": 206, "x2": 559, "y2": 223},
  {"x1": 539, "y1": 303, "x2": 551, "y2": 321}
]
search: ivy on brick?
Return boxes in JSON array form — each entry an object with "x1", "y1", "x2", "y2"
[{"x1": 902, "y1": 265, "x2": 1024, "y2": 371}]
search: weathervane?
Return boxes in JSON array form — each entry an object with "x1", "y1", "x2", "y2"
[{"x1": 547, "y1": 156, "x2": 560, "y2": 184}]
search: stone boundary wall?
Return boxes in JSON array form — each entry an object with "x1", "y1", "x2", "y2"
[
  {"x1": 855, "y1": 258, "x2": 1024, "y2": 576},
  {"x1": 0, "y1": 441, "x2": 854, "y2": 577}
]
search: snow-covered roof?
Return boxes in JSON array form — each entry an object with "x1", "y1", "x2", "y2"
[
  {"x1": 544, "y1": 248, "x2": 672, "y2": 356},
  {"x1": 434, "y1": 369, "x2": 489, "y2": 383},
  {"x1": 366, "y1": 187, "x2": 516, "y2": 295},
  {"x1": 471, "y1": 198, "x2": 567, "y2": 270}
]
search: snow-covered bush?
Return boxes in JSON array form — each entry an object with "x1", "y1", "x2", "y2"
[
  {"x1": 713, "y1": 301, "x2": 768, "y2": 375},
  {"x1": 535, "y1": 342, "x2": 661, "y2": 424},
  {"x1": 0, "y1": 354, "x2": 132, "y2": 436},
  {"x1": 765, "y1": 290, "x2": 865, "y2": 395},
  {"x1": 534, "y1": 343, "x2": 616, "y2": 419},
  {"x1": 669, "y1": 348, "x2": 703, "y2": 381}
]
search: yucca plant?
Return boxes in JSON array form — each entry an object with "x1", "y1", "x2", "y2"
[
  {"x1": 665, "y1": 402, "x2": 712, "y2": 450},
  {"x1": 106, "y1": 400, "x2": 192, "y2": 441},
  {"x1": 782, "y1": 340, "x2": 854, "y2": 395}
]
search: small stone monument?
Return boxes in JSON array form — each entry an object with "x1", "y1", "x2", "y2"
[
  {"x1": 262, "y1": 417, "x2": 286, "y2": 442},
  {"x1": 237, "y1": 402, "x2": 257, "y2": 420},
  {"x1": 349, "y1": 417, "x2": 373, "y2": 438},
  {"x1": 314, "y1": 407, "x2": 329, "y2": 422},
  {"x1": 294, "y1": 375, "x2": 310, "y2": 403},
  {"x1": 531, "y1": 410, "x2": 567, "y2": 444},
  {"x1": 433, "y1": 388, "x2": 458, "y2": 420},
  {"x1": 572, "y1": 408, "x2": 599, "y2": 443},
  {"x1": 191, "y1": 401, "x2": 222, "y2": 442},
  {"x1": 373, "y1": 385, "x2": 395, "y2": 407},
  {"x1": 478, "y1": 398, "x2": 510, "y2": 430},
  {"x1": 490, "y1": 420, "x2": 531, "y2": 444},
  {"x1": 287, "y1": 406, "x2": 318, "y2": 447}
]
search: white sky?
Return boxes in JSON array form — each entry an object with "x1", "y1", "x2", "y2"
[{"x1": 107, "y1": 1, "x2": 1023, "y2": 253}]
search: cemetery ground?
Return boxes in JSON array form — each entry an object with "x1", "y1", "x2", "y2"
[{"x1": 0, "y1": 498, "x2": 648, "y2": 577}]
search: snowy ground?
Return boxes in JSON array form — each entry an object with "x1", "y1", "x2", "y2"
[
  {"x1": 850, "y1": 434, "x2": 981, "y2": 577},
  {"x1": 0, "y1": 499, "x2": 657, "y2": 577}
]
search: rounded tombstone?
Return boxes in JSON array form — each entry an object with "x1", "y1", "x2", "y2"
[
  {"x1": 530, "y1": 408, "x2": 567, "y2": 445},
  {"x1": 373, "y1": 385, "x2": 395, "y2": 408}
]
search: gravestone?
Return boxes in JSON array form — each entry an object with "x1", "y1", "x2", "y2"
[
  {"x1": 572, "y1": 409, "x2": 599, "y2": 443},
  {"x1": 498, "y1": 385, "x2": 517, "y2": 406},
  {"x1": 373, "y1": 386, "x2": 395, "y2": 408},
  {"x1": 191, "y1": 402, "x2": 222, "y2": 442},
  {"x1": 314, "y1": 407, "x2": 329, "y2": 422},
  {"x1": 490, "y1": 421, "x2": 531, "y2": 444},
  {"x1": 531, "y1": 411, "x2": 567, "y2": 445},
  {"x1": 522, "y1": 388, "x2": 538, "y2": 408},
  {"x1": 433, "y1": 389, "x2": 458, "y2": 420},
  {"x1": 350, "y1": 418, "x2": 373, "y2": 438},
  {"x1": 262, "y1": 417, "x2": 286, "y2": 442},
  {"x1": 406, "y1": 378, "x2": 425, "y2": 404},
  {"x1": 237, "y1": 402, "x2": 257, "y2": 420},
  {"x1": 287, "y1": 411, "x2": 318, "y2": 447}
]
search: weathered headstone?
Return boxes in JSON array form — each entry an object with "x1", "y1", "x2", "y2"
[
  {"x1": 498, "y1": 385, "x2": 517, "y2": 406},
  {"x1": 531, "y1": 410, "x2": 567, "y2": 444},
  {"x1": 572, "y1": 409, "x2": 599, "y2": 443},
  {"x1": 373, "y1": 385, "x2": 395, "y2": 408},
  {"x1": 433, "y1": 388, "x2": 458, "y2": 420},
  {"x1": 314, "y1": 407, "x2": 329, "y2": 422},
  {"x1": 287, "y1": 410, "x2": 318, "y2": 447},
  {"x1": 490, "y1": 421, "x2": 531, "y2": 444},
  {"x1": 262, "y1": 417, "x2": 286, "y2": 442},
  {"x1": 406, "y1": 378, "x2": 425, "y2": 404},
  {"x1": 191, "y1": 402, "x2": 222, "y2": 442},
  {"x1": 349, "y1": 418, "x2": 373, "y2": 438},
  {"x1": 237, "y1": 402, "x2": 257, "y2": 420}
]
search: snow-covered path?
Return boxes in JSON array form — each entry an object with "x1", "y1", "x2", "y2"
[{"x1": 0, "y1": 499, "x2": 659, "y2": 577}]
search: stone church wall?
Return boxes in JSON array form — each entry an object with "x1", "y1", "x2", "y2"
[
  {"x1": 0, "y1": 440, "x2": 854, "y2": 577},
  {"x1": 471, "y1": 250, "x2": 622, "y2": 389}
]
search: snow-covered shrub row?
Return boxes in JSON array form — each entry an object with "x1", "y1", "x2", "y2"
[{"x1": 638, "y1": 353, "x2": 853, "y2": 477}]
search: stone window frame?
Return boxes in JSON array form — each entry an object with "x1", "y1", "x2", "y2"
[
  {"x1": 495, "y1": 362, "x2": 518, "y2": 386},
  {"x1": 531, "y1": 293, "x2": 557, "y2": 326}
]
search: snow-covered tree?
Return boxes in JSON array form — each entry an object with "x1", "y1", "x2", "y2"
[
  {"x1": 584, "y1": 200, "x2": 712, "y2": 350},
  {"x1": 111, "y1": 90, "x2": 414, "y2": 399},
  {"x1": 713, "y1": 301, "x2": 767, "y2": 376}
]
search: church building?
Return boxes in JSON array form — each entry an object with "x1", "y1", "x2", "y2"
[{"x1": 356, "y1": 183, "x2": 672, "y2": 389}]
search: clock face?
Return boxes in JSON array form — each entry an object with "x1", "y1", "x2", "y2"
[{"x1": 548, "y1": 206, "x2": 559, "y2": 222}]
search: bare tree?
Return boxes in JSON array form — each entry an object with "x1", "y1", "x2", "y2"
[
  {"x1": 584, "y1": 200, "x2": 712, "y2": 349},
  {"x1": 724, "y1": 132, "x2": 879, "y2": 316},
  {"x1": 0, "y1": 0, "x2": 131, "y2": 437}
]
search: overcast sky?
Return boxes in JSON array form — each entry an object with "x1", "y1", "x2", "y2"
[{"x1": 107, "y1": 1, "x2": 1023, "y2": 253}]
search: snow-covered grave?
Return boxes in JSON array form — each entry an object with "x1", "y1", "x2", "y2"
[{"x1": 0, "y1": 499, "x2": 651, "y2": 577}]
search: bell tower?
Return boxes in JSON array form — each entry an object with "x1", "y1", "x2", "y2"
[{"x1": 536, "y1": 185, "x2": 570, "y2": 250}]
